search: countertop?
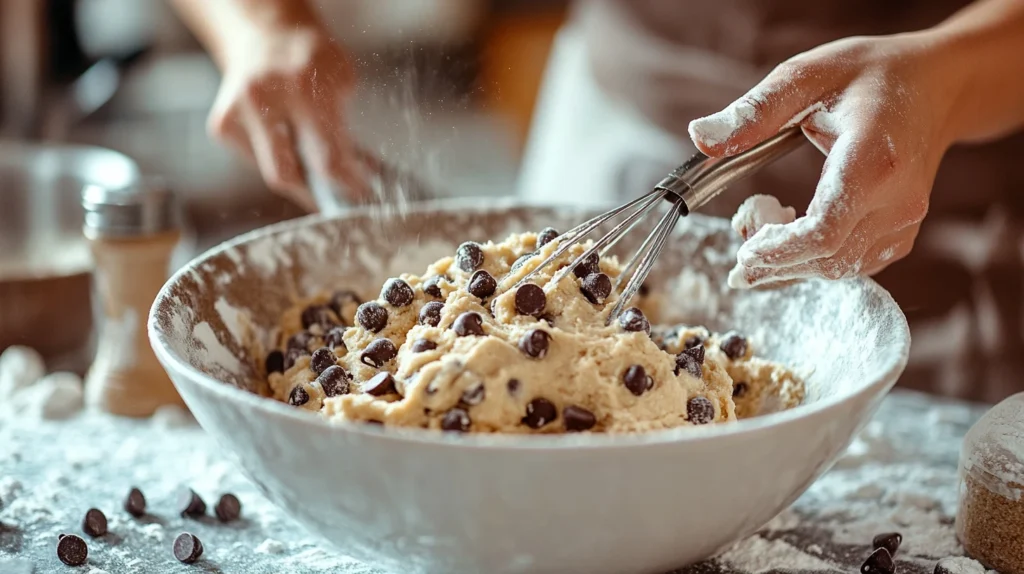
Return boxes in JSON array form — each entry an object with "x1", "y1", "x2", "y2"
[{"x1": 0, "y1": 390, "x2": 988, "y2": 574}]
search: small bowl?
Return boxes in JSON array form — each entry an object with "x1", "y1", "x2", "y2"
[{"x1": 149, "y1": 200, "x2": 909, "y2": 574}]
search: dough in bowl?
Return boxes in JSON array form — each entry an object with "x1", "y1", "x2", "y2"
[{"x1": 264, "y1": 230, "x2": 804, "y2": 433}]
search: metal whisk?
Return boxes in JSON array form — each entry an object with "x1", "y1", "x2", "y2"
[{"x1": 508, "y1": 126, "x2": 807, "y2": 324}]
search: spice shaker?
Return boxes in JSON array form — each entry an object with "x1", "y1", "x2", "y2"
[
  {"x1": 956, "y1": 392, "x2": 1024, "y2": 573},
  {"x1": 81, "y1": 180, "x2": 185, "y2": 416}
]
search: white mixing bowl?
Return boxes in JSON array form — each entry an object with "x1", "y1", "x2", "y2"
[{"x1": 149, "y1": 200, "x2": 910, "y2": 574}]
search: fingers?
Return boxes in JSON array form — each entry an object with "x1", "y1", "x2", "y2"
[{"x1": 688, "y1": 58, "x2": 836, "y2": 157}]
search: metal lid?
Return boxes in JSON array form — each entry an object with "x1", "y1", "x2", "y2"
[{"x1": 82, "y1": 178, "x2": 178, "y2": 238}]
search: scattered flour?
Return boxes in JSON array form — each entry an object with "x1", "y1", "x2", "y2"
[
  {"x1": 720, "y1": 535, "x2": 837, "y2": 573},
  {"x1": 256, "y1": 538, "x2": 287, "y2": 555},
  {"x1": 935, "y1": 556, "x2": 986, "y2": 574}
]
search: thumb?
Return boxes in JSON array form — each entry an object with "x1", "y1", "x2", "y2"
[{"x1": 688, "y1": 60, "x2": 832, "y2": 158}]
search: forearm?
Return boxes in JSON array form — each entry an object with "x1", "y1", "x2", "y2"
[
  {"x1": 930, "y1": 0, "x2": 1024, "y2": 143},
  {"x1": 169, "y1": 0, "x2": 322, "y2": 69}
]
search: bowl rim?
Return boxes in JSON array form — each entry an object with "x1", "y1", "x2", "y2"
[{"x1": 149, "y1": 197, "x2": 910, "y2": 451}]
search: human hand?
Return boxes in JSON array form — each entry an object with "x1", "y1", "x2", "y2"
[
  {"x1": 208, "y1": 24, "x2": 361, "y2": 211},
  {"x1": 688, "y1": 33, "x2": 958, "y2": 288}
]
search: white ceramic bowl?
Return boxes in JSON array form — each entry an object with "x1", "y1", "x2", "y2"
[{"x1": 148, "y1": 200, "x2": 910, "y2": 574}]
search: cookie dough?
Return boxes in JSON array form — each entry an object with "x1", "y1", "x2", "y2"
[{"x1": 264, "y1": 230, "x2": 804, "y2": 433}]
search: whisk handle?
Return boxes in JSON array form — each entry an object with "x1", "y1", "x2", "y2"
[{"x1": 656, "y1": 126, "x2": 806, "y2": 214}]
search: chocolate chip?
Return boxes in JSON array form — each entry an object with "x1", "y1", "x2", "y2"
[
  {"x1": 301, "y1": 304, "x2": 337, "y2": 330},
  {"x1": 514, "y1": 284, "x2": 546, "y2": 317},
  {"x1": 82, "y1": 508, "x2": 107, "y2": 537},
  {"x1": 215, "y1": 494, "x2": 241, "y2": 523},
  {"x1": 441, "y1": 408, "x2": 471, "y2": 432},
  {"x1": 563, "y1": 405, "x2": 596, "y2": 432},
  {"x1": 287, "y1": 331, "x2": 314, "y2": 352},
  {"x1": 572, "y1": 252, "x2": 600, "y2": 278},
  {"x1": 519, "y1": 329, "x2": 550, "y2": 359},
  {"x1": 361, "y1": 339, "x2": 398, "y2": 368},
  {"x1": 618, "y1": 307, "x2": 650, "y2": 334},
  {"x1": 683, "y1": 344, "x2": 705, "y2": 364},
  {"x1": 580, "y1": 273, "x2": 612, "y2": 304},
  {"x1": 733, "y1": 382, "x2": 748, "y2": 397},
  {"x1": 418, "y1": 301, "x2": 444, "y2": 327},
  {"x1": 411, "y1": 339, "x2": 437, "y2": 353},
  {"x1": 452, "y1": 312, "x2": 485, "y2": 337},
  {"x1": 675, "y1": 352, "x2": 703, "y2": 379},
  {"x1": 488, "y1": 298, "x2": 498, "y2": 318},
  {"x1": 363, "y1": 372, "x2": 397, "y2": 396},
  {"x1": 460, "y1": 384, "x2": 486, "y2": 406},
  {"x1": 468, "y1": 270, "x2": 497, "y2": 298},
  {"x1": 124, "y1": 487, "x2": 147, "y2": 517},
  {"x1": 424, "y1": 276, "x2": 444, "y2": 298},
  {"x1": 283, "y1": 347, "x2": 307, "y2": 371},
  {"x1": 318, "y1": 365, "x2": 350, "y2": 397},
  {"x1": 310, "y1": 347, "x2": 336, "y2": 375},
  {"x1": 455, "y1": 241, "x2": 484, "y2": 272},
  {"x1": 329, "y1": 289, "x2": 362, "y2": 317},
  {"x1": 684, "y1": 334, "x2": 706, "y2": 350},
  {"x1": 861, "y1": 547, "x2": 895, "y2": 574},
  {"x1": 511, "y1": 252, "x2": 536, "y2": 272},
  {"x1": 872, "y1": 532, "x2": 902, "y2": 556},
  {"x1": 537, "y1": 227, "x2": 559, "y2": 247},
  {"x1": 522, "y1": 398, "x2": 558, "y2": 429},
  {"x1": 623, "y1": 365, "x2": 653, "y2": 396},
  {"x1": 356, "y1": 302, "x2": 388, "y2": 333},
  {"x1": 720, "y1": 331, "x2": 748, "y2": 360},
  {"x1": 507, "y1": 378, "x2": 521, "y2": 395},
  {"x1": 265, "y1": 350, "x2": 285, "y2": 374},
  {"x1": 178, "y1": 488, "x2": 207, "y2": 518},
  {"x1": 381, "y1": 278, "x2": 415, "y2": 307},
  {"x1": 687, "y1": 397, "x2": 715, "y2": 424},
  {"x1": 288, "y1": 385, "x2": 309, "y2": 406},
  {"x1": 173, "y1": 532, "x2": 204, "y2": 564},
  {"x1": 324, "y1": 327, "x2": 348, "y2": 351},
  {"x1": 57, "y1": 533, "x2": 88, "y2": 566}
]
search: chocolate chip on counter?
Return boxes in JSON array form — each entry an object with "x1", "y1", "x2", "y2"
[
  {"x1": 460, "y1": 384, "x2": 486, "y2": 406},
  {"x1": 580, "y1": 273, "x2": 612, "y2": 305},
  {"x1": 356, "y1": 302, "x2": 389, "y2": 333},
  {"x1": 82, "y1": 508, "x2": 107, "y2": 537},
  {"x1": 265, "y1": 350, "x2": 285, "y2": 375},
  {"x1": 411, "y1": 339, "x2": 438, "y2": 353},
  {"x1": 872, "y1": 532, "x2": 902, "y2": 556},
  {"x1": 57, "y1": 533, "x2": 88, "y2": 566},
  {"x1": 573, "y1": 252, "x2": 600, "y2": 278},
  {"x1": 687, "y1": 397, "x2": 715, "y2": 425},
  {"x1": 675, "y1": 352, "x2": 703, "y2": 379},
  {"x1": 623, "y1": 365, "x2": 653, "y2": 396},
  {"x1": 324, "y1": 327, "x2": 348, "y2": 351},
  {"x1": 287, "y1": 331, "x2": 314, "y2": 352},
  {"x1": 381, "y1": 278, "x2": 415, "y2": 307},
  {"x1": 861, "y1": 547, "x2": 895, "y2": 574},
  {"x1": 684, "y1": 333, "x2": 706, "y2": 350},
  {"x1": 682, "y1": 344, "x2": 705, "y2": 365},
  {"x1": 455, "y1": 242, "x2": 485, "y2": 272},
  {"x1": 329, "y1": 289, "x2": 362, "y2": 317},
  {"x1": 514, "y1": 284, "x2": 546, "y2": 317},
  {"x1": 522, "y1": 398, "x2": 558, "y2": 429},
  {"x1": 59, "y1": 533, "x2": 67, "y2": 540},
  {"x1": 360, "y1": 339, "x2": 398, "y2": 368},
  {"x1": 563, "y1": 405, "x2": 597, "y2": 432},
  {"x1": 288, "y1": 384, "x2": 310, "y2": 406},
  {"x1": 618, "y1": 307, "x2": 650, "y2": 334},
  {"x1": 537, "y1": 227, "x2": 559, "y2": 247},
  {"x1": 519, "y1": 330, "x2": 550, "y2": 359},
  {"x1": 441, "y1": 408, "x2": 471, "y2": 432},
  {"x1": 310, "y1": 347, "x2": 336, "y2": 375},
  {"x1": 507, "y1": 378, "x2": 521, "y2": 395},
  {"x1": 363, "y1": 372, "x2": 397, "y2": 396},
  {"x1": 732, "y1": 382, "x2": 748, "y2": 397},
  {"x1": 452, "y1": 312, "x2": 485, "y2": 337},
  {"x1": 511, "y1": 252, "x2": 536, "y2": 272},
  {"x1": 283, "y1": 347, "x2": 308, "y2": 371},
  {"x1": 418, "y1": 301, "x2": 444, "y2": 327},
  {"x1": 468, "y1": 270, "x2": 498, "y2": 299},
  {"x1": 318, "y1": 366, "x2": 349, "y2": 397},
  {"x1": 423, "y1": 276, "x2": 444, "y2": 298},
  {"x1": 173, "y1": 532, "x2": 204, "y2": 564},
  {"x1": 214, "y1": 494, "x2": 242, "y2": 523},
  {"x1": 178, "y1": 488, "x2": 207, "y2": 518},
  {"x1": 720, "y1": 331, "x2": 748, "y2": 360},
  {"x1": 124, "y1": 487, "x2": 146, "y2": 517},
  {"x1": 301, "y1": 305, "x2": 337, "y2": 330}
]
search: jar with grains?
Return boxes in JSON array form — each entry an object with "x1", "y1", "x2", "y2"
[{"x1": 956, "y1": 392, "x2": 1024, "y2": 574}]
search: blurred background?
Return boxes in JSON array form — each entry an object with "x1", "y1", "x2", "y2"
[{"x1": 2, "y1": 0, "x2": 1023, "y2": 405}]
